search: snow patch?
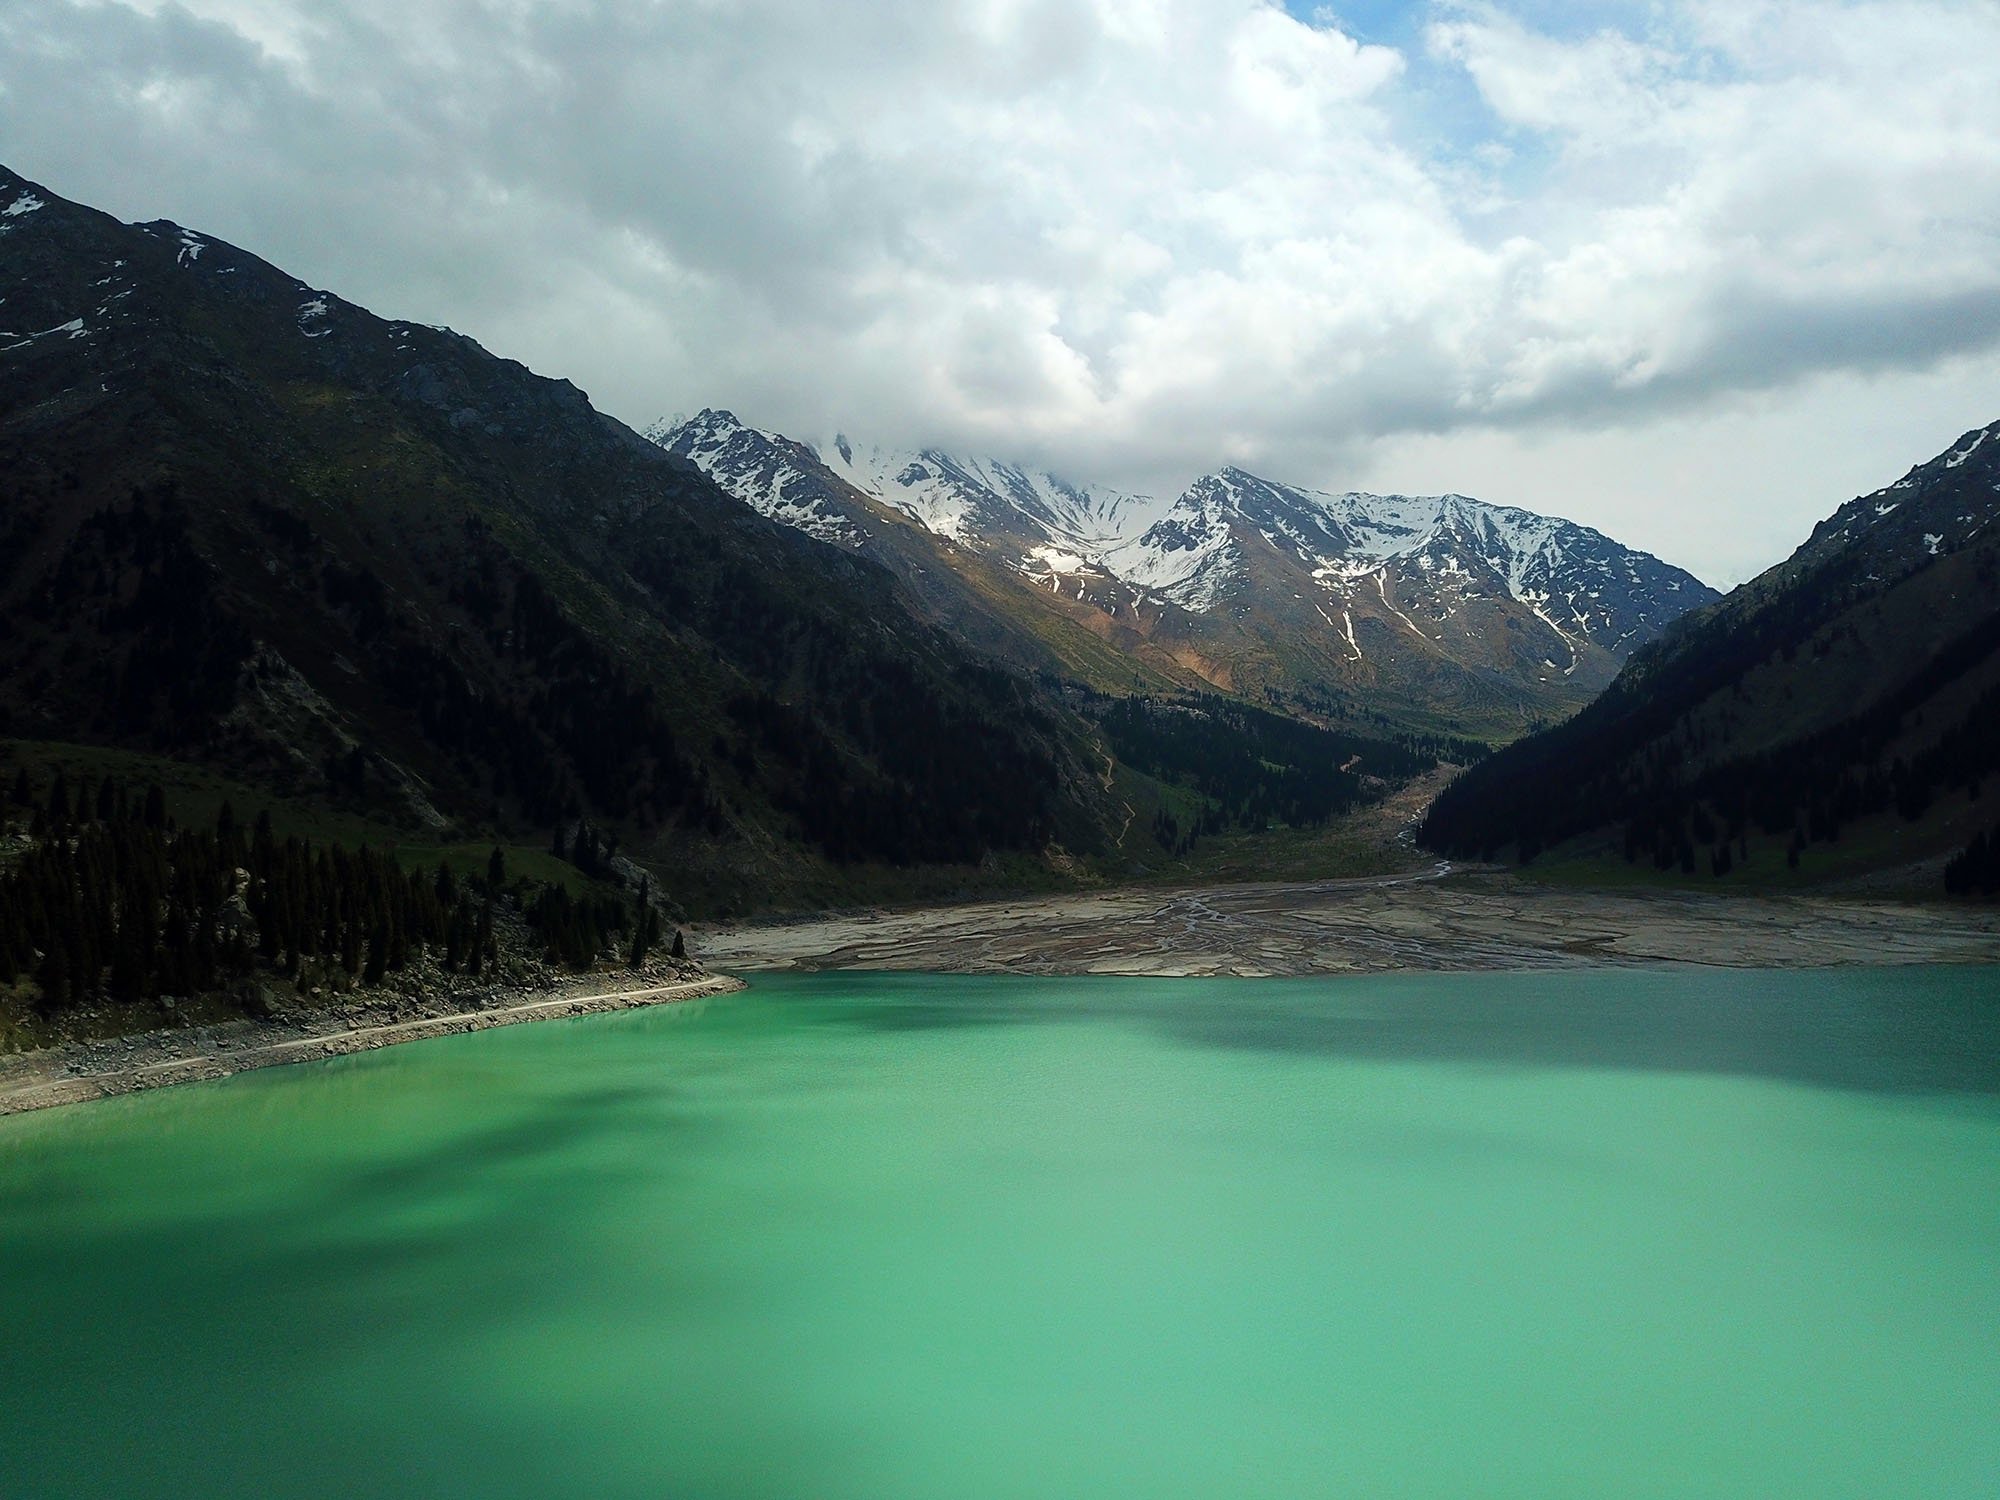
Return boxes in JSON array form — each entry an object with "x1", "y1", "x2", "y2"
[
  {"x1": 2, "y1": 316, "x2": 87, "y2": 352},
  {"x1": 297, "y1": 297, "x2": 333, "y2": 338},
  {"x1": 1374, "y1": 572, "x2": 1432, "y2": 640},
  {"x1": 1945, "y1": 430, "x2": 1988, "y2": 469},
  {"x1": 3, "y1": 193, "x2": 45, "y2": 218},
  {"x1": 1020, "y1": 544, "x2": 1089, "y2": 576}
]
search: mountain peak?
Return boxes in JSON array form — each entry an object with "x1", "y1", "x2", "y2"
[
  {"x1": 1799, "y1": 417, "x2": 2000, "y2": 573},
  {"x1": 647, "y1": 409, "x2": 865, "y2": 547}
]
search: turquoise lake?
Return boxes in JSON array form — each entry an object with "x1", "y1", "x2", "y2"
[{"x1": 2, "y1": 967, "x2": 1997, "y2": 1498}]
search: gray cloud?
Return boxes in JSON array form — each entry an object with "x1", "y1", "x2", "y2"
[{"x1": 4, "y1": 0, "x2": 1999, "y2": 583}]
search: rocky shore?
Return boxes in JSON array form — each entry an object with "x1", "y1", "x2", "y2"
[{"x1": 0, "y1": 964, "x2": 744, "y2": 1118}]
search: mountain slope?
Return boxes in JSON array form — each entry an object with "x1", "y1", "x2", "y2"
[
  {"x1": 656, "y1": 414, "x2": 1718, "y2": 740},
  {"x1": 1420, "y1": 418, "x2": 2000, "y2": 882},
  {"x1": 0, "y1": 165, "x2": 1119, "y2": 910}
]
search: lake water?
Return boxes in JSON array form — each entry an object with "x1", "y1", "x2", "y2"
[{"x1": 3, "y1": 967, "x2": 1997, "y2": 1498}]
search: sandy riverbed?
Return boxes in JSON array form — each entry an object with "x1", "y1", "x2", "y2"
[
  {"x1": 0, "y1": 971, "x2": 744, "y2": 1118},
  {"x1": 697, "y1": 868, "x2": 2000, "y2": 977}
]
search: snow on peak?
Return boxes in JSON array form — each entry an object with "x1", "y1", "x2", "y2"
[
  {"x1": 648, "y1": 409, "x2": 865, "y2": 548},
  {"x1": 1114, "y1": 471, "x2": 1586, "y2": 608},
  {"x1": 812, "y1": 435, "x2": 1155, "y2": 551},
  {"x1": 1817, "y1": 418, "x2": 2000, "y2": 561},
  {"x1": 1101, "y1": 464, "x2": 1709, "y2": 653},
  {"x1": 3, "y1": 192, "x2": 45, "y2": 218},
  {"x1": 637, "y1": 410, "x2": 1708, "y2": 651}
]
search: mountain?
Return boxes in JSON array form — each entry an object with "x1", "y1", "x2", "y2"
[
  {"x1": 1110, "y1": 468, "x2": 1703, "y2": 658},
  {"x1": 653, "y1": 414, "x2": 1718, "y2": 739},
  {"x1": 1420, "y1": 418, "x2": 2000, "y2": 885},
  {"x1": 1103, "y1": 467, "x2": 1715, "y2": 730},
  {"x1": 0, "y1": 165, "x2": 1122, "y2": 911}
]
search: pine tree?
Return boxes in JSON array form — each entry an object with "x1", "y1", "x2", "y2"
[
  {"x1": 629, "y1": 877, "x2": 653, "y2": 967},
  {"x1": 36, "y1": 941, "x2": 70, "y2": 1015},
  {"x1": 475, "y1": 898, "x2": 494, "y2": 975}
]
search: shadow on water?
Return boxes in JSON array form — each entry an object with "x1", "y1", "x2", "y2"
[
  {"x1": 322, "y1": 1080, "x2": 676, "y2": 1207},
  {"x1": 777, "y1": 965, "x2": 2000, "y2": 1097},
  {"x1": 0, "y1": 1064, "x2": 765, "y2": 1500}
]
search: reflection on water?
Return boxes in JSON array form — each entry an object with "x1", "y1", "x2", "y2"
[{"x1": 2, "y1": 966, "x2": 1997, "y2": 1499}]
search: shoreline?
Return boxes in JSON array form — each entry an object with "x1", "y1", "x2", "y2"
[
  {"x1": 11, "y1": 872, "x2": 1998, "y2": 1119},
  {"x1": 0, "y1": 972, "x2": 746, "y2": 1119}
]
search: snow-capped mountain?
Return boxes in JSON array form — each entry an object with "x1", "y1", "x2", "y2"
[
  {"x1": 645, "y1": 410, "x2": 870, "y2": 547},
  {"x1": 648, "y1": 410, "x2": 1720, "y2": 738},
  {"x1": 651, "y1": 409, "x2": 1157, "y2": 557},
  {"x1": 1109, "y1": 466, "x2": 1713, "y2": 666},
  {"x1": 817, "y1": 436, "x2": 1156, "y2": 554},
  {"x1": 645, "y1": 410, "x2": 1197, "y2": 694}
]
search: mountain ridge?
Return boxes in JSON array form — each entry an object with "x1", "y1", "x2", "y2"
[
  {"x1": 652, "y1": 408, "x2": 1720, "y2": 739},
  {"x1": 1419, "y1": 414, "x2": 2000, "y2": 885}
]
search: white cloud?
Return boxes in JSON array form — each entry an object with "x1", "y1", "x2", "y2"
[{"x1": 3, "y1": 0, "x2": 1999, "y2": 582}]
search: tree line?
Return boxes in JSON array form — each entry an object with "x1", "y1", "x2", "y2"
[
  {"x1": 1093, "y1": 693, "x2": 1433, "y2": 838},
  {"x1": 0, "y1": 766, "x2": 673, "y2": 1018}
]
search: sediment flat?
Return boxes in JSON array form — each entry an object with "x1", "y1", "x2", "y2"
[
  {"x1": 699, "y1": 868, "x2": 2000, "y2": 977},
  {"x1": 0, "y1": 972, "x2": 745, "y2": 1118}
]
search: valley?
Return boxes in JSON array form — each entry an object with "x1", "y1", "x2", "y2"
[
  {"x1": 1, "y1": 159, "x2": 1995, "y2": 1075},
  {"x1": 5, "y1": 14, "x2": 1998, "y2": 1500}
]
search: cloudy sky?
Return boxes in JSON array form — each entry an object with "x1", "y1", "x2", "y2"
[{"x1": 5, "y1": 0, "x2": 2000, "y2": 583}]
